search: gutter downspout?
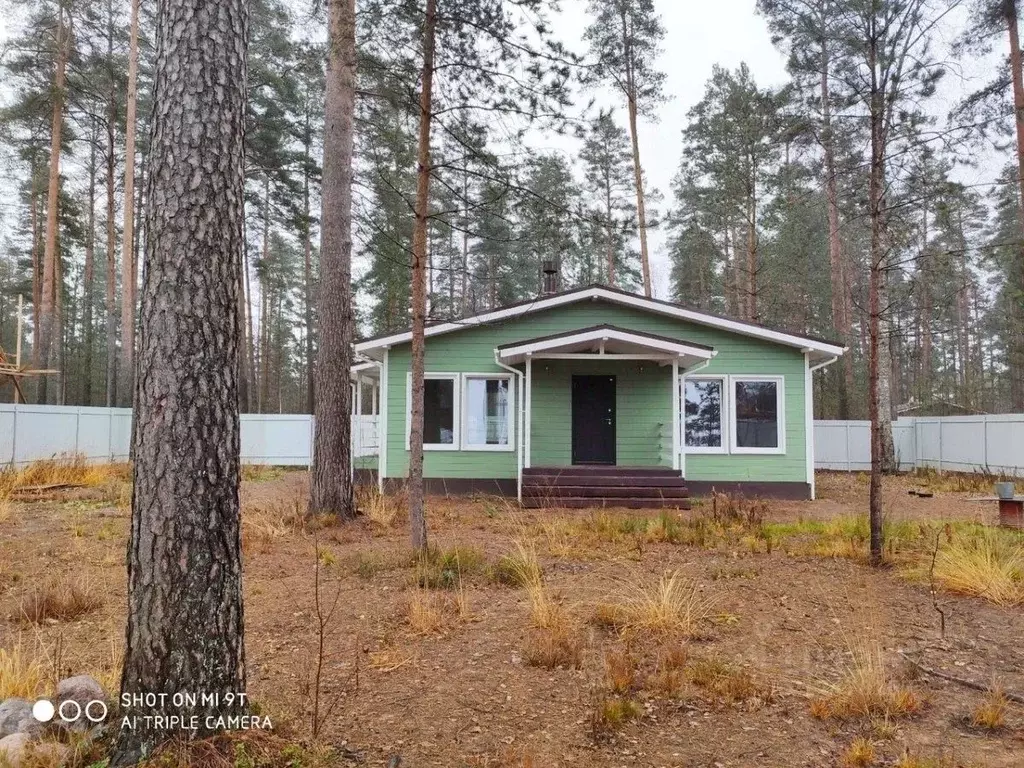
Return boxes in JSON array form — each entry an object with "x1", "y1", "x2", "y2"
[
  {"x1": 676, "y1": 354, "x2": 716, "y2": 477},
  {"x1": 494, "y1": 349, "x2": 525, "y2": 504},
  {"x1": 804, "y1": 353, "x2": 841, "y2": 500}
]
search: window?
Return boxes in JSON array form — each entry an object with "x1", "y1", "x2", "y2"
[
  {"x1": 683, "y1": 377, "x2": 725, "y2": 452},
  {"x1": 406, "y1": 373, "x2": 459, "y2": 450},
  {"x1": 463, "y1": 375, "x2": 513, "y2": 450},
  {"x1": 731, "y1": 377, "x2": 785, "y2": 454}
]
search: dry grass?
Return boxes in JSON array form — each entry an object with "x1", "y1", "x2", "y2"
[
  {"x1": 491, "y1": 539, "x2": 543, "y2": 587},
  {"x1": 241, "y1": 500, "x2": 308, "y2": 554},
  {"x1": 969, "y1": 686, "x2": 1008, "y2": 731},
  {"x1": 0, "y1": 497, "x2": 11, "y2": 524},
  {"x1": 811, "y1": 641, "x2": 922, "y2": 721},
  {"x1": 603, "y1": 647, "x2": 636, "y2": 694},
  {"x1": 240, "y1": 464, "x2": 286, "y2": 483},
  {"x1": 841, "y1": 737, "x2": 876, "y2": 767},
  {"x1": 0, "y1": 456, "x2": 128, "y2": 498},
  {"x1": 14, "y1": 578, "x2": 103, "y2": 624},
  {"x1": 933, "y1": 530, "x2": 1023, "y2": 606},
  {"x1": 645, "y1": 644, "x2": 688, "y2": 697},
  {"x1": 591, "y1": 695, "x2": 642, "y2": 738},
  {"x1": 415, "y1": 545, "x2": 486, "y2": 590},
  {"x1": 521, "y1": 570, "x2": 583, "y2": 669},
  {"x1": 594, "y1": 570, "x2": 717, "y2": 638},
  {"x1": 356, "y1": 484, "x2": 401, "y2": 529},
  {"x1": 686, "y1": 655, "x2": 774, "y2": 706},
  {"x1": 0, "y1": 639, "x2": 47, "y2": 698},
  {"x1": 407, "y1": 589, "x2": 446, "y2": 635}
]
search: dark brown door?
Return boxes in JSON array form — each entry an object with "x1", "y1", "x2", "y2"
[{"x1": 572, "y1": 375, "x2": 616, "y2": 465}]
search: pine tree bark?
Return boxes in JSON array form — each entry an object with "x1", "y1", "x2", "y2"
[
  {"x1": 111, "y1": 0, "x2": 249, "y2": 762},
  {"x1": 619, "y1": 9, "x2": 652, "y2": 297},
  {"x1": 309, "y1": 0, "x2": 356, "y2": 518},
  {"x1": 84, "y1": 122, "x2": 98, "y2": 406},
  {"x1": 118, "y1": 0, "x2": 141, "y2": 408},
  {"x1": 38, "y1": 3, "x2": 68, "y2": 405},
  {"x1": 407, "y1": 0, "x2": 437, "y2": 552},
  {"x1": 1004, "y1": 0, "x2": 1024, "y2": 409},
  {"x1": 820, "y1": 33, "x2": 854, "y2": 418}
]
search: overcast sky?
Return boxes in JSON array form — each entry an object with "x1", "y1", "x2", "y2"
[
  {"x1": 542, "y1": 0, "x2": 791, "y2": 298},
  {"x1": 0, "y1": 0, "x2": 1006, "y2": 303}
]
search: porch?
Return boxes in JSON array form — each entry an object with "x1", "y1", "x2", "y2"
[{"x1": 522, "y1": 465, "x2": 689, "y2": 509}]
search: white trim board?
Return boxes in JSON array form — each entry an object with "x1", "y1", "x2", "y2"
[
  {"x1": 355, "y1": 286, "x2": 847, "y2": 360},
  {"x1": 497, "y1": 326, "x2": 716, "y2": 364}
]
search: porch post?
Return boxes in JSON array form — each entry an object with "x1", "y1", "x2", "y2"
[
  {"x1": 378, "y1": 348, "x2": 389, "y2": 492},
  {"x1": 672, "y1": 356, "x2": 681, "y2": 472},
  {"x1": 525, "y1": 354, "x2": 532, "y2": 469}
]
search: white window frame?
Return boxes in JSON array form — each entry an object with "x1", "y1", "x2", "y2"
[
  {"x1": 460, "y1": 373, "x2": 515, "y2": 452},
  {"x1": 729, "y1": 375, "x2": 786, "y2": 455},
  {"x1": 405, "y1": 372, "x2": 461, "y2": 451},
  {"x1": 681, "y1": 375, "x2": 728, "y2": 455}
]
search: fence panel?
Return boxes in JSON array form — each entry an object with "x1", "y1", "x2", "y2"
[
  {"x1": 814, "y1": 415, "x2": 1024, "y2": 476},
  {"x1": 1, "y1": 405, "x2": 381, "y2": 467}
]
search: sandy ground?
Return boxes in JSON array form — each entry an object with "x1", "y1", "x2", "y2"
[{"x1": 1, "y1": 471, "x2": 1022, "y2": 768}]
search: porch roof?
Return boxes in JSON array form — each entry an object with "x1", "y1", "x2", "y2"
[{"x1": 495, "y1": 324, "x2": 716, "y2": 367}]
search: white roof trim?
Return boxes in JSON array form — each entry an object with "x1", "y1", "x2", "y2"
[
  {"x1": 354, "y1": 287, "x2": 847, "y2": 357},
  {"x1": 497, "y1": 328, "x2": 715, "y2": 362}
]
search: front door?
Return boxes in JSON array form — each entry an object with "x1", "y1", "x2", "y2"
[{"x1": 571, "y1": 375, "x2": 616, "y2": 465}]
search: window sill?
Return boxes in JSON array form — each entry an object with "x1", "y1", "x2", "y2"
[
  {"x1": 462, "y1": 444, "x2": 515, "y2": 452},
  {"x1": 730, "y1": 446, "x2": 786, "y2": 455}
]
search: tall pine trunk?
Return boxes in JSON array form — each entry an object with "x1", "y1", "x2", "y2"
[
  {"x1": 83, "y1": 122, "x2": 98, "y2": 405},
  {"x1": 1005, "y1": 0, "x2": 1024, "y2": 409},
  {"x1": 820, "y1": 34, "x2": 854, "y2": 417},
  {"x1": 119, "y1": 0, "x2": 140, "y2": 407},
  {"x1": 620, "y1": 9, "x2": 652, "y2": 296},
  {"x1": 302, "y1": 113, "x2": 315, "y2": 413},
  {"x1": 408, "y1": 0, "x2": 437, "y2": 551},
  {"x1": 309, "y1": 0, "x2": 356, "y2": 518},
  {"x1": 39, "y1": 3, "x2": 68, "y2": 405},
  {"x1": 111, "y1": 0, "x2": 249, "y2": 762}
]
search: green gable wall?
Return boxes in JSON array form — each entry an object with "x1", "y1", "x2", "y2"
[{"x1": 382, "y1": 299, "x2": 807, "y2": 483}]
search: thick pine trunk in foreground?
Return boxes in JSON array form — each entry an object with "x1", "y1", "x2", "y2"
[
  {"x1": 408, "y1": 0, "x2": 437, "y2": 552},
  {"x1": 309, "y1": 0, "x2": 356, "y2": 518},
  {"x1": 112, "y1": 0, "x2": 249, "y2": 763}
]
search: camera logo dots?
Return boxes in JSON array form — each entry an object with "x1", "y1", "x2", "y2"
[{"x1": 31, "y1": 699, "x2": 108, "y2": 724}]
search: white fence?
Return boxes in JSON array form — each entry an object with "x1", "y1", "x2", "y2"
[
  {"x1": 814, "y1": 415, "x2": 1024, "y2": 476},
  {"x1": 4, "y1": 405, "x2": 1023, "y2": 476},
  {"x1": 0, "y1": 404, "x2": 379, "y2": 467}
]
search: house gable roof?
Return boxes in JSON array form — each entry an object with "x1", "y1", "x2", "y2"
[
  {"x1": 354, "y1": 284, "x2": 846, "y2": 360},
  {"x1": 495, "y1": 324, "x2": 717, "y2": 366}
]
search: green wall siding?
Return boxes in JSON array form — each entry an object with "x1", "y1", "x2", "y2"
[{"x1": 383, "y1": 300, "x2": 808, "y2": 483}]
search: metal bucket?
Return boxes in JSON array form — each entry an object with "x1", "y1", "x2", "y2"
[{"x1": 995, "y1": 482, "x2": 1015, "y2": 500}]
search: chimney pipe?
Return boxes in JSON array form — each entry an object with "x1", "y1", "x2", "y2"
[{"x1": 541, "y1": 260, "x2": 558, "y2": 295}]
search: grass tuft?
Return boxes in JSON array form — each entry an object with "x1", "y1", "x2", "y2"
[
  {"x1": 15, "y1": 578, "x2": 103, "y2": 624},
  {"x1": 594, "y1": 570, "x2": 717, "y2": 638},
  {"x1": 841, "y1": 737, "x2": 876, "y2": 768},
  {"x1": 591, "y1": 695, "x2": 642, "y2": 739},
  {"x1": 969, "y1": 686, "x2": 1008, "y2": 731},
  {"x1": 603, "y1": 648, "x2": 636, "y2": 694},
  {"x1": 356, "y1": 485, "x2": 401, "y2": 529},
  {"x1": 490, "y1": 539, "x2": 543, "y2": 587},
  {"x1": 686, "y1": 655, "x2": 773, "y2": 705},
  {"x1": 0, "y1": 641, "x2": 47, "y2": 699},
  {"x1": 415, "y1": 545, "x2": 486, "y2": 590},
  {"x1": 810, "y1": 641, "x2": 922, "y2": 721},
  {"x1": 933, "y1": 530, "x2": 1023, "y2": 606}
]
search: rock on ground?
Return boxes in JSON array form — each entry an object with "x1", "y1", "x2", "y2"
[
  {"x1": 55, "y1": 676, "x2": 106, "y2": 731},
  {"x1": 0, "y1": 732, "x2": 32, "y2": 768},
  {"x1": 0, "y1": 699, "x2": 40, "y2": 739}
]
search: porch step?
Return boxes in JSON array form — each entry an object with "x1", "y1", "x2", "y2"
[
  {"x1": 524, "y1": 485, "x2": 690, "y2": 498},
  {"x1": 521, "y1": 496, "x2": 690, "y2": 510},
  {"x1": 522, "y1": 465, "x2": 689, "y2": 510}
]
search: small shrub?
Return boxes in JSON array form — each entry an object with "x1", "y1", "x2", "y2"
[
  {"x1": 603, "y1": 648, "x2": 636, "y2": 694},
  {"x1": 969, "y1": 686, "x2": 1008, "y2": 731},
  {"x1": 708, "y1": 493, "x2": 769, "y2": 529},
  {"x1": 595, "y1": 570, "x2": 717, "y2": 638},
  {"x1": 523, "y1": 619, "x2": 583, "y2": 669},
  {"x1": 841, "y1": 737, "x2": 876, "y2": 768},
  {"x1": 645, "y1": 645, "x2": 687, "y2": 697},
  {"x1": 15, "y1": 579, "x2": 103, "y2": 624}
]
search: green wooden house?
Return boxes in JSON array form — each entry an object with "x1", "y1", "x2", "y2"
[{"x1": 352, "y1": 284, "x2": 845, "y2": 507}]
